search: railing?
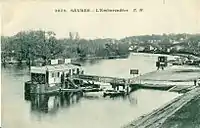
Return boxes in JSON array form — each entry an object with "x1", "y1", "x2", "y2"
[
  {"x1": 46, "y1": 84, "x2": 61, "y2": 92},
  {"x1": 72, "y1": 74, "x2": 126, "y2": 84}
]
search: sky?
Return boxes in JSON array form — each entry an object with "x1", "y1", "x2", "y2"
[{"x1": 1, "y1": 0, "x2": 200, "y2": 39}]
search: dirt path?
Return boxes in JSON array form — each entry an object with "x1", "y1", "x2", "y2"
[
  {"x1": 139, "y1": 66, "x2": 200, "y2": 81},
  {"x1": 161, "y1": 95, "x2": 200, "y2": 128},
  {"x1": 123, "y1": 87, "x2": 200, "y2": 128}
]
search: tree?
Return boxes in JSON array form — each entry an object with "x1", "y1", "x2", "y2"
[
  {"x1": 2, "y1": 30, "x2": 65, "y2": 66},
  {"x1": 31, "y1": 31, "x2": 64, "y2": 65}
]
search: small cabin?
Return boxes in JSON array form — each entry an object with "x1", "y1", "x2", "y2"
[
  {"x1": 30, "y1": 59, "x2": 84, "y2": 87},
  {"x1": 156, "y1": 56, "x2": 168, "y2": 69},
  {"x1": 158, "y1": 56, "x2": 167, "y2": 63}
]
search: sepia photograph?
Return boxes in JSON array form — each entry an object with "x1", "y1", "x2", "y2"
[{"x1": 1, "y1": 0, "x2": 200, "y2": 128}]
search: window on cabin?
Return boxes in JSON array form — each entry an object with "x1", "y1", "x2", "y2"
[
  {"x1": 66, "y1": 73, "x2": 69, "y2": 77},
  {"x1": 31, "y1": 73, "x2": 45, "y2": 84},
  {"x1": 52, "y1": 73, "x2": 54, "y2": 77},
  {"x1": 57, "y1": 72, "x2": 60, "y2": 77},
  {"x1": 72, "y1": 69, "x2": 75, "y2": 75},
  {"x1": 77, "y1": 68, "x2": 80, "y2": 74}
]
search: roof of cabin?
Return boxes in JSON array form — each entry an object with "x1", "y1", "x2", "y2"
[{"x1": 31, "y1": 63, "x2": 82, "y2": 74}]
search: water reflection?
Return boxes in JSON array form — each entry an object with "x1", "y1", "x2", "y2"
[
  {"x1": 2, "y1": 63, "x2": 30, "y2": 77},
  {"x1": 27, "y1": 92, "x2": 82, "y2": 114},
  {"x1": 2, "y1": 53, "x2": 181, "y2": 128},
  {"x1": 25, "y1": 90, "x2": 139, "y2": 119},
  {"x1": 82, "y1": 92, "x2": 138, "y2": 105},
  {"x1": 76, "y1": 59, "x2": 102, "y2": 66}
]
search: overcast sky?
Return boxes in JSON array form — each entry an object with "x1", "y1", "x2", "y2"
[{"x1": 1, "y1": 0, "x2": 200, "y2": 39}]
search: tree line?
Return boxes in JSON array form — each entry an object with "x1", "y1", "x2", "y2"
[
  {"x1": 122, "y1": 33, "x2": 200, "y2": 56},
  {"x1": 1, "y1": 30, "x2": 200, "y2": 66},
  {"x1": 1, "y1": 30, "x2": 129, "y2": 66}
]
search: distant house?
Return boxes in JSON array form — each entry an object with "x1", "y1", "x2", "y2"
[
  {"x1": 128, "y1": 45, "x2": 137, "y2": 51},
  {"x1": 167, "y1": 48, "x2": 171, "y2": 53},
  {"x1": 172, "y1": 41, "x2": 180, "y2": 44},
  {"x1": 137, "y1": 46, "x2": 145, "y2": 52},
  {"x1": 171, "y1": 45, "x2": 185, "y2": 51},
  {"x1": 143, "y1": 45, "x2": 157, "y2": 52},
  {"x1": 128, "y1": 46, "x2": 134, "y2": 51},
  {"x1": 149, "y1": 45, "x2": 155, "y2": 51}
]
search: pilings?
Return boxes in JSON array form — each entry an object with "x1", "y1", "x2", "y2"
[{"x1": 24, "y1": 78, "x2": 83, "y2": 98}]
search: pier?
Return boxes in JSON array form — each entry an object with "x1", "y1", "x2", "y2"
[
  {"x1": 25, "y1": 61, "x2": 200, "y2": 98},
  {"x1": 73, "y1": 74, "x2": 126, "y2": 84},
  {"x1": 72, "y1": 65, "x2": 199, "y2": 93},
  {"x1": 15, "y1": 53, "x2": 200, "y2": 128},
  {"x1": 24, "y1": 57, "x2": 200, "y2": 127}
]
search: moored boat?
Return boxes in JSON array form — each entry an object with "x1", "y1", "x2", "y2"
[{"x1": 103, "y1": 89, "x2": 126, "y2": 97}]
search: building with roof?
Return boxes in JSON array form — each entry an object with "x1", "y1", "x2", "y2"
[{"x1": 30, "y1": 63, "x2": 84, "y2": 86}]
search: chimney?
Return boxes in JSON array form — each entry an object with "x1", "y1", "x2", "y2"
[
  {"x1": 65, "y1": 59, "x2": 71, "y2": 64},
  {"x1": 50, "y1": 59, "x2": 59, "y2": 65}
]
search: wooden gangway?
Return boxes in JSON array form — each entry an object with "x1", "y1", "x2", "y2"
[
  {"x1": 71, "y1": 74, "x2": 196, "y2": 93},
  {"x1": 72, "y1": 74, "x2": 127, "y2": 84},
  {"x1": 45, "y1": 85, "x2": 83, "y2": 94}
]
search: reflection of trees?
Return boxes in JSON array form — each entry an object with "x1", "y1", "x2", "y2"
[
  {"x1": 29, "y1": 92, "x2": 82, "y2": 114},
  {"x1": 82, "y1": 92, "x2": 138, "y2": 105},
  {"x1": 60, "y1": 92, "x2": 82, "y2": 107}
]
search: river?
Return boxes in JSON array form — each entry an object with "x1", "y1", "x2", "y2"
[{"x1": 1, "y1": 53, "x2": 181, "y2": 128}]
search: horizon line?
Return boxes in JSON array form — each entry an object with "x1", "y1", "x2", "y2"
[{"x1": 1, "y1": 30, "x2": 200, "y2": 40}]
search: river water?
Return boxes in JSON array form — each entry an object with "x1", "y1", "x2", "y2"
[{"x1": 1, "y1": 53, "x2": 181, "y2": 128}]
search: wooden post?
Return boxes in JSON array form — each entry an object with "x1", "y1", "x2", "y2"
[
  {"x1": 133, "y1": 74, "x2": 136, "y2": 84},
  {"x1": 194, "y1": 80, "x2": 197, "y2": 86},
  {"x1": 117, "y1": 84, "x2": 119, "y2": 90},
  {"x1": 45, "y1": 70, "x2": 49, "y2": 84},
  {"x1": 126, "y1": 84, "x2": 129, "y2": 95},
  {"x1": 61, "y1": 72, "x2": 65, "y2": 88}
]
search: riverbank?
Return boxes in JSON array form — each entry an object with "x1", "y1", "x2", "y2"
[
  {"x1": 140, "y1": 65, "x2": 200, "y2": 82},
  {"x1": 3, "y1": 52, "x2": 200, "y2": 67},
  {"x1": 128, "y1": 65, "x2": 200, "y2": 93},
  {"x1": 123, "y1": 64, "x2": 200, "y2": 128},
  {"x1": 73, "y1": 54, "x2": 129, "y2": 61},
  {"x1": 1, "y1": 54, "x2": 130, "y2": 65},
  {"x1": 123, "y1": 87, "x2": 200, "y2": 128},
  {"x1": 130, "y1": 51, "x2": 200, "y2": 66},
  {"x1": 132, "y1": 51, "x2": 200, "y2": 59}
]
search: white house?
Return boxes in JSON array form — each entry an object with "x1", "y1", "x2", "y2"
[{"x1": 30, "y1": 59, "x2": 84, "y2": 87}]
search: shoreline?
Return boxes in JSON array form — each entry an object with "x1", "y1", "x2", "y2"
[
  {"x1": 130, "y1": 51, "x2": 200, "y2": 59},
  {"x1": 2, "y1": 51, "x2": 200, "y2": 65},
  {"x1": 122, "y1": 63, "x2": 200, "y2": 128},
  {"x1": 1, "y1": 54, "x2": 130, "y2": 65},
  {"x1": 123, "y1": 87, "x2": 200, "y2": 128}
]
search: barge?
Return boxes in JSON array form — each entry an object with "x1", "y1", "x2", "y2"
[
  {"x1": 24, "y1": 59, "x2": 84, "y2": 95},
  {"x1": 24, "y1": 58, "x2": 131, "y2": 99},
  {"x1": 103, "y1": 89, "x2": 126, "y2": 98}
]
